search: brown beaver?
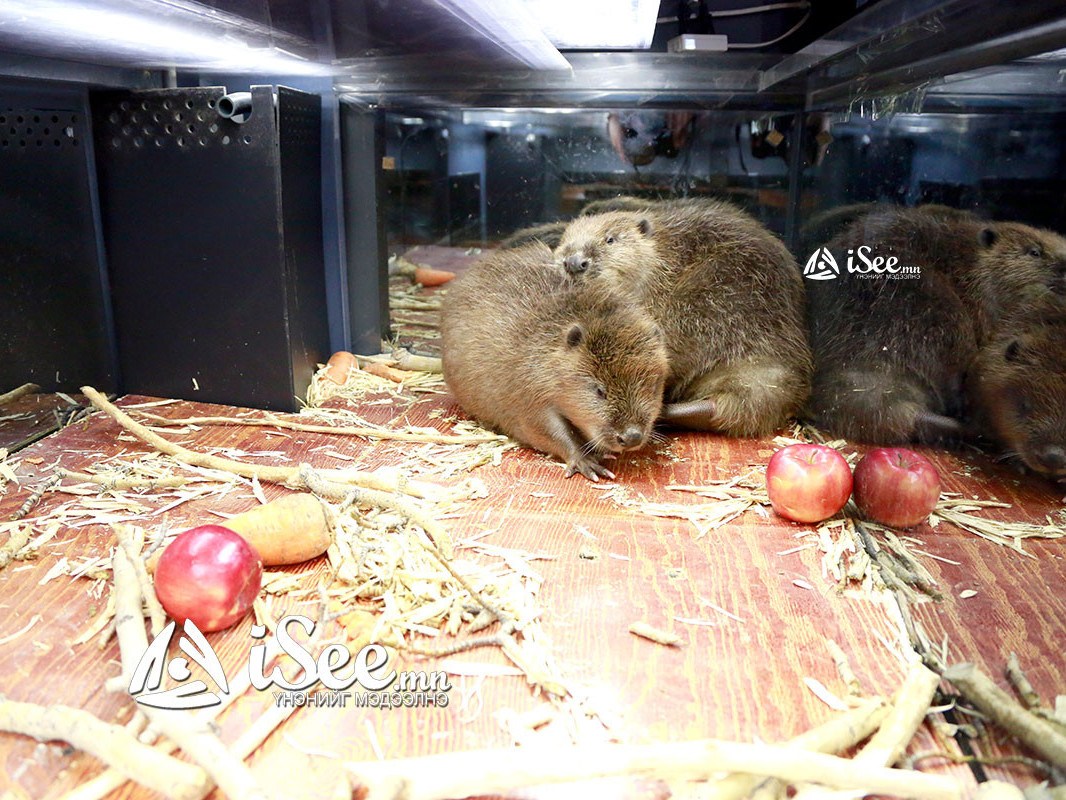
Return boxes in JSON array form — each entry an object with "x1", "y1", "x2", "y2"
[
  {"x1": 554, "y1": 201, "x2": 812, "y2": 436},
  {"x1": 969, "y1": 298, "x2": 1066, "y2": 479},
  {"x1": 805, "y1": 205, "x2": 1066, "y2": 444},
  {"x1": 441, "y1": 242, "x2": 668, "y2": 481}
]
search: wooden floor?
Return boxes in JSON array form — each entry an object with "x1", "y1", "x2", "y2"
[{"x1": 1, "y1": 248, "x2": 1065, "y2": 800}]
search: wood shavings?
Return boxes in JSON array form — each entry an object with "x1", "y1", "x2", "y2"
[
  {"x1": 602, "y1": 472, "x2": 768, "y2": 538},
  {"x1": 0, "y1": 526, "x2": 31, "y2": 570},
  {"x1": 825, "y1": 639, "x2": 861, "y2": 697},
  {"x1": 802, "y1": 677, "x2": 849, "y2": 711},
  {"x1": 0, "y1": 615, "x2": 41, "y2": 646},
  {"x1": 629, "y1": 621, "x2": 683, "y2": 647},
  {"x1": 699, "y1": 600, "x2": 744, "y2": 624},
  {"x1": 959, "y1": 589, "x2": 978, "y2": 599},
  {"x1": 930, "y1": 496, "x2": 1064, "y2": 554}
]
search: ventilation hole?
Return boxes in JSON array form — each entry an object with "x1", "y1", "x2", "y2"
[
  {"x1": 0, "y1": 115, "x2": 5, "y2": 124},
  {"x1": 174, "y1": 112, "x2": 183, "y2": 122},
  {"x1": 164, "y1": 124, "x2": 173, "y2": 134},
  {"x1": 121, "y1": 125, "x2": 132, "y2": 136},
  {"x1": 71, "y1": 138, "x2": 78, "y2": 146},
  {"x1": 130, "y1": 112, "x2": 140, "y2": 124},
  {"x1": 36, "y1": 140, "x2": 43, "y2": 146},
  {"x1": 163, "y1": 100, "x2": 172, "y2": 110},
  {"x1": 185, "y1": 99, "x2": 194, "y2": 108},
  {"x1": 207, "y1": 99, "x2": 216, "y2": 108},
  {"x1": 143, "y1": 126, "x2": 153, "y2": 136},
  {"x1": 18, "y1": 140, "x2": 25, "y2": 147},
  {"x1": 199, "y1": 137, "x2": 207, "y2": 146},
  {"x1": 153, "y1": 113, "x2": 161, "y2": 122},
  {"x1": 51, "y1": 114, "x2": 59, "y2": 123},
  {"x1": 155, "y1": 138, "x2": 164, "y2": 147},
  {"x1": 42, "y1": 127, "x2": 49, "y2": 135},
  {"x1": 70, "y1": 114, "x2": 77, "y2": 122},
  {"x1": 221, "y1": 135, "x2": 230, "y2": 145},
  {"x1": 133, "y1": 136, "x2": 144, "y2": 148},
  {"x1": 8, "y1": 128, "x2": 14, "y2": 135},
  {"x1": 24, "y1": 127, "x2": 32, "y2": 135},
  {"x1": 16, "y1": 115, "x2": 24, "y2": 123},
  {"x1": 141, "y1": 101, "x2": 149, "y2": 110},
  {"x1": 197, "y1": 111, "x2": 206, "y2": 122},
  {"x1": 112, "y1": 137, "x2": 121, "y2": 148},
  {"x1": 242, "y1": 135, "x2": 251, "y2": 144},
  {"x1": 54, "y1": 139, "x2": 61, "y2": 147},
  {"x1": 209, "y1": 123, "x2": 219, "y2": 133},
  {"x1": 177, "y1": 137, "x2": 185, "y2": 147},
  {"x1": 187, "y1": 124, "x2": 196, "y2": 133},
  {"x1": 1, "y1": 140, "x2": 7, "y2": 147}
]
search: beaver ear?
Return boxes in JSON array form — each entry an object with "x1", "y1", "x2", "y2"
[
  {"x1": 1005, "y1": 339, "x2": 1024, "y2": 363},
  {"x1": 636, "y1": 218, "x2": 653, "y2": 237},
  {"x1": 565, "y1": 324, "x2": 584, "y2": 348},
  {"x1": 979, "y1": 227, "x2": 998, "y2": 248}
]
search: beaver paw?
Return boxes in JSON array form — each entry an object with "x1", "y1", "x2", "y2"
[{"x1": 565, "y1": 456, "x2": 616, "y2": 482}]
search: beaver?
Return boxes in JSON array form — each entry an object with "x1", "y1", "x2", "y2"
[
  {"x1": 553, "y1": 201, "x2": 812, "y2": 436},
  {"x1": 499, "y1": 221, "x2": 567, "y2": 251},
  {"x1": 441, "y1": 242, "x2": 668, "y2": 481},
  {"x1": 805, "y1": 205, "x2": 1066, "y2": 444},
  {"x1": 969, "y1": 298, "x2": 1066, "y2": 480}
]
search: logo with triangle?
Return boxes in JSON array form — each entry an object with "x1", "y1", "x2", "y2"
[{"x1": 803, "y1": 247, "x2": 839, "y2": 280}]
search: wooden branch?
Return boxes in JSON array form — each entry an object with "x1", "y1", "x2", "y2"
[
  {"x1": 346, "y1": 737, "x2": 961, "y2": 800},
  {"x1": 115, "y1": 526, "x2": 166, "y2": 637},
  {"x1": 391, "y1": 349, "x2": 442, "y2": 373},
  {"x1": 703, "y1": 697, "x2": 890, "y2": 800},
  {"x1": 80, "y1": 385, "x2": 440, "y2": 499},
  {"x1": 111, "y1": 541, "x2": 269, "y2": 800},
  {"x1": 11, "y1": 474, "x2": 61, "y2": 520},
  {"x1": 856, "y1": 662, "x2": 941, "y2": 767},
  {"x1": 0, "y1": 382, "x2": 39, "y2": 405},
  {"x1": 826, "y1": 639, "x2": 861, "y2": 696},
  {"x1": 1006, "y1": 652, "x2": 1042, "y2": 710},
  {"x1": 57, "y1": 468, "x2": 191, "y2": 491},
  {"x1": 0, "y1": 696, "x2": 209, "y2": 800},
  {"x1": 944, "y1": 661, "x2": 1066, "y2": 770},
  {"x1": 135, "y1": 410, "x2": 502, "y2": 445}
]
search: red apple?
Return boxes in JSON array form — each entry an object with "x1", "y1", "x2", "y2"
[
  {"x1": 766, "y1": 444, "x2": 853, "y2": 523},
  {"x1": 853, "y1": 447, "x2": 941, "y2": 528},
  {"x1": 154, "y1": 525, "x2": 263, "y2": 632}
]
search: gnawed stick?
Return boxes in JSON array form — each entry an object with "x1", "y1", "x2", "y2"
[
  {"x1": 0, "y1": 382, "x2": 39, "y2": 405},
  {"x1": 11, "y1": 474, "x2": 61, "y2": 520},
  {"x1": 391, "y1": 349, "x2": 442, "y2": 373},
  {"x1": 1006, "y1": 652, "x2": 1042, "y2": 710},
  {"x1": 136, "y1": 410, "x2": 501, "y2": 446},
  {"x1": 944, "y1": 661, "x2": 1066, "y2": 770},
  {"x1": 57, "y1": 468, "x2": 192, "y2": 491},
  {"x1": 346, "y1": 737, "x2": 961, "y2": 800},
  {"x1": 703, "y1": 697, "x2": 890, "y2": 800},
  {"x1": 80, "y1": 385, "x2": 441, "y2": 500},
  {"x1": 61, "y1": 636, "x2": 293, "y2": 800},
  {"x1": 114, "y1": 526, "x2": 166, "y2": 637},
  {"x1": 793, "y1": 662, "x2": 941, "y2": 800},
  {"x1": 111, "y1": 542, "x2": 269, "y2": 800},
  {"x1": 826, "y1": 639, "x2": 861, "y2": 696},
  {"x1": 0, "y1": 696, "x2": 210, "y2": 800}
]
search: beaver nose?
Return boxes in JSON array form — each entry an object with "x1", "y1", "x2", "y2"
[
  {"x1": 617, "y1": 427, "x2": 644, "y2": 449},
  {"x1": 564, "y1": 254, "x2": 590, "y2": 274},
  {"x1": 1034, "y1": 444, "x2": 1066, "y2": 472}
]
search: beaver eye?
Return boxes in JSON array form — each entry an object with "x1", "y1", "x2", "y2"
[
  {"x1": 595, "y1": 385, "x2": 607, "y2": 399},
  {"x1": 1028, "y1": 246, "x2": 1043, "y2": 258},
  {"x1": 605, "y1": 235, "x2": 615, "y2": 245}
]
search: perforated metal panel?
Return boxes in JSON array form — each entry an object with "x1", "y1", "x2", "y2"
[
  {"x1": 0, "y1": 83, "x2": 116, "y2": 393},
  {"x1": 91, "y1": 85, "x2": 329, "y2": 412}
]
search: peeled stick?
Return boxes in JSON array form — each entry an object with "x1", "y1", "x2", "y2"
[{"x1": 148, "y1": 493, "x2": 333, "y2": 570}]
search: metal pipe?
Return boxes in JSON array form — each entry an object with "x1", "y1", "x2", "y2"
[{"x1": 217, "y1": 92, "x2": 252, "y2": 122}]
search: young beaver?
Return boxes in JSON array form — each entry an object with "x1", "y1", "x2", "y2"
[
  {"x1": 554, "y1": 202, "x2": 812, "y2": 436},
  {"x1": 498, "y1": 221, "x2": 567, "y2": 251},
  {"x1": 441, "y1": 242, "x2": 668, "y2": 481},
  {"x1": 805, "y1": 205, "x2": 1066, "y2": 445},
  {"x1": 969, "y1": 298, "x2": 1066, "y2": 480}
]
